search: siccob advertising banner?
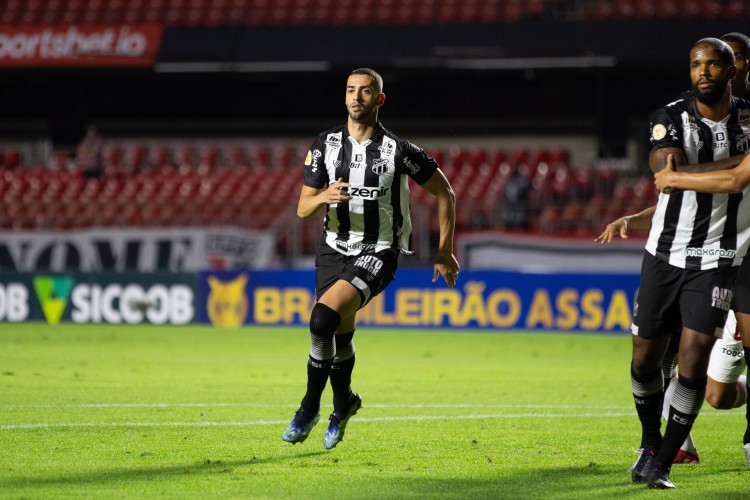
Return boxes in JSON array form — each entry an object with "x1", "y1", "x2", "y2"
[{"x1": 0, "y1": 24, "x2": 163, "y2": 67}]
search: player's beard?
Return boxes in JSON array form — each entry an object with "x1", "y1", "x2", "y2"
[
  {"x1": 348, "y1": 103, "x2": 376, "y2": 123},
  {"x1": 692, "y1": 79, "x2": 730, "y2": 105}
]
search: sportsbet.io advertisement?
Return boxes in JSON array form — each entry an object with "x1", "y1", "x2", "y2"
[{"x1": 197, "y1": 270, "x2": 640, "y2": 333}]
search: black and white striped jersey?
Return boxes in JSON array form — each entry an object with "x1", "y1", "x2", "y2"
[
  {"x1": 303, "y1": 121, "x2": 438, "y2": 256},
  {"x1": 646, "y1": 96, "x2": 750, "y2": 270}
]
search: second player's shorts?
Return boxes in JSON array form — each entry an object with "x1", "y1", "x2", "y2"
[
  {"x1": 632, "y1": 252, "x2": 737, "y2": 339},
  {"x1": 315, "y1": 239, "x2": 399, "y2": 308},
  {"x1": 708, "y1": 311, "x2": 747, "y2": 383}
]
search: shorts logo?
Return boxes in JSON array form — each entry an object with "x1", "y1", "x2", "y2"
[
  {"x1": 711, "y1": 286, "x2": 733, "y2": 312},
  {"x1": 354, "y1": 254, "x2": 384, "y2": 276}
]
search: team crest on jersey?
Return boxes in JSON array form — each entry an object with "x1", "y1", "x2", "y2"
[
  {"x1": 372, "y1": 158, "x2": 389, "y2": 175},
  {"x1": 737, "y1": 133, "x2": 750, "y2": 152}
]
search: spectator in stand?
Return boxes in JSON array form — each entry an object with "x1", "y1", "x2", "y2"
[
  {"x1": 502, "y1": 161, "x2": 531, "y2": 230},
  {"x1": 75, "y1": 125, "x2": 104, "y2": 179}
]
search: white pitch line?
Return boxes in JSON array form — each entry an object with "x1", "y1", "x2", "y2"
[
  {"x1": 0, "y1": 411, "x2": 740, "y2": 431},
  {"x1": 5, "y1": 403, "x2": 634, "y2": 410}
]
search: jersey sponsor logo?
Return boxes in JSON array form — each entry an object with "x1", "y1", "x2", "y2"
[
  {"x1": 738, "y1": 108, "x2": 750, "y2": 126},
  {"x1": 378, "y1": 142, "x2": 395, "y2": 156},
  {"x1": 349, "y1": 186, "x2": 390, "y2": 198},
  {"x1": 312, "y1": 149, "x2": 321, "y2": 169},
  {"x1": 685, "y1": 247, "x2": 736, "y2": 259},
  {"x1": 325, "y1": 134, "x2": 342, "y2": 147},
  {"x1": 713, "y1": 131, "x2": 729, "y2": 149},
  {"x1": 371, "y1": 158, "x2": 389, "y2": 175},
  {"x1": 402, "y1": 156, "x2": 421, "y2": 174},
  {"x1": 651, "y1": 124, "x2": 667, "y2": 141},
  {"x1": 350, "y1": 153, "x2": 366, "y2": 170},
  {"x1": 334, "y1": 240, "x2": 377, "y2": 251},
  {"x1": 711, "y1": 286, "x2": 733, "y2": 312}
]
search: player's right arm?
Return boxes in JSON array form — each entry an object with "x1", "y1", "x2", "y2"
[
  {"x1": 595, "y1": 205, "x2": 656, "y2": 244},
  {"x1": 297, "y1": 178, "x2": 352, "y2": 219}
]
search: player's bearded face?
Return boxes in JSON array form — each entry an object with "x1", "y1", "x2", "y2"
[
  {"x1": 347, "y1": 97, "x2": 377, "y2": 121},
  {"x1": 692, "y1": 77, "x2": 730, "y2": 105}
]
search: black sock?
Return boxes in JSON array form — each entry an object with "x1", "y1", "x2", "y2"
[
  {"x1": 656, "y1": 374, "x2": 706, "y2": 465},
  {"x1": 330, "y1": 331, "x2": 355, "y2": 416},
  {"x1": 300, "y1": 356, "x2": 333, "y2": 414},
  {"x1": 631, "y1": 366, "x2": 664, "y2": 449}
]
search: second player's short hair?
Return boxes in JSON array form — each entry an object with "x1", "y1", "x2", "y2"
[
  {"x1": 721, "y1": 32, "x2": 750, "y2": 59},
  {"x1": 693, "y1": 37, "x2": 736, "y2": 66},
  {"x1": 350, "y1": 68, "x2": 383, "y2": 94}
]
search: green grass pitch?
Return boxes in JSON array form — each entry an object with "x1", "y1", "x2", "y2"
[{"x1": 1, "y1": 324, "x2": 747, "y2": 499}]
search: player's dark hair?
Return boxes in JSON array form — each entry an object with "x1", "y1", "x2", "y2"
[
  {"x1": 350, "y1": 68, "x2": 383, "y2": 94},
  {"x1": 693, "y1": 37, "x2": 735, "y2": 66},
  {"x1": 721, "y1": 32, "x2": 750, "y2": 60}
]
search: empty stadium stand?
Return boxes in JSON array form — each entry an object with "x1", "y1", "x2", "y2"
[
  {"x1": 0, "y1": 140, "x2": 657, "y2": 259},
  {"x1": 1, "y1": 0, "x2": 742, "y2": 27}
]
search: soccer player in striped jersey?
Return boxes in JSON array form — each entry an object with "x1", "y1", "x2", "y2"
[
  {"x1": 626, "y1": 38, "x2": 750, "y2": 489},
  {"x1": 597, "y1": 33, "x2": 750, "y2": 472},
  {"x1": 282, "y1": 68, "x2": 460, "y2": 450}
]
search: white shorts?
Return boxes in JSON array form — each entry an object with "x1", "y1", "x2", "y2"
[{"x1": 707, "y1": 312, "x2": 747, "y2": 384}]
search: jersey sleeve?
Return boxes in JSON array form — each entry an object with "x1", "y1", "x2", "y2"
[
  {"x1": 302, "y1": 135, "x2": 328, "y2": 189},
  {"x1": 398, "y1": 140, "x2": 439, "y2": 185},
  {"x1": 649, "y1": 107, "x2": 682, "y2": 152}
]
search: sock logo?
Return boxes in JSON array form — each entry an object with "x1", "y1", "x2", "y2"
[{"x1": 33, "y1": 276, "x2": 74, "y2": 325}]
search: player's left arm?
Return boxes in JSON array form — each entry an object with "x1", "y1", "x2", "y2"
[
  {"x1": 420, "y1": 168, "x2": 460, "y2": 288},
  {"x1": 655, "y1": 153, "x2": 750, "y2": 193}
]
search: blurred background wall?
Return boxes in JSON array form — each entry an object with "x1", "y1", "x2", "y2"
[{"x1": 0, "y1": 0, "x2": 748, "y2": 270}]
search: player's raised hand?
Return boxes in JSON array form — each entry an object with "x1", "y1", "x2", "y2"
[
  {"x1": 433, "y1": 250, "x2": 460, "y2": 288},
  {"x1": 594, "y1": 217, "x2": 631, "y2": 244},
  {"x1": 654, "y1": 154, "x2": 676, "y2": 193}
]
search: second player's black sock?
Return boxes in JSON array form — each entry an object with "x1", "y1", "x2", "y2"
[{"x1": 656, "y1": 374, "x2": 706, "y2": 465}]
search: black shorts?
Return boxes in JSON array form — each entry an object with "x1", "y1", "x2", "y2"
[
  {"x1": 315, "y1": 240, "x2": 399, "y2": 308},
  {"x1": 632, "y1": 252, "x2": 737, "y2": 339},
  {"x1": 733, "y1": 260, "x2": 750, "y2": 315}
]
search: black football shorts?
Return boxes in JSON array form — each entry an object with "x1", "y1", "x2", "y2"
[
  {"x1": 632, "y1": 252, "x2": 737, "y2": 339},
  {"x1": 315, "y1": 240, "x2": 399, "y2": 308}
]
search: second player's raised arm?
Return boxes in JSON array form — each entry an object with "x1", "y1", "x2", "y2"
[{"x1": 655, "y1": 154, "x2": 750, "y2": 193}]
